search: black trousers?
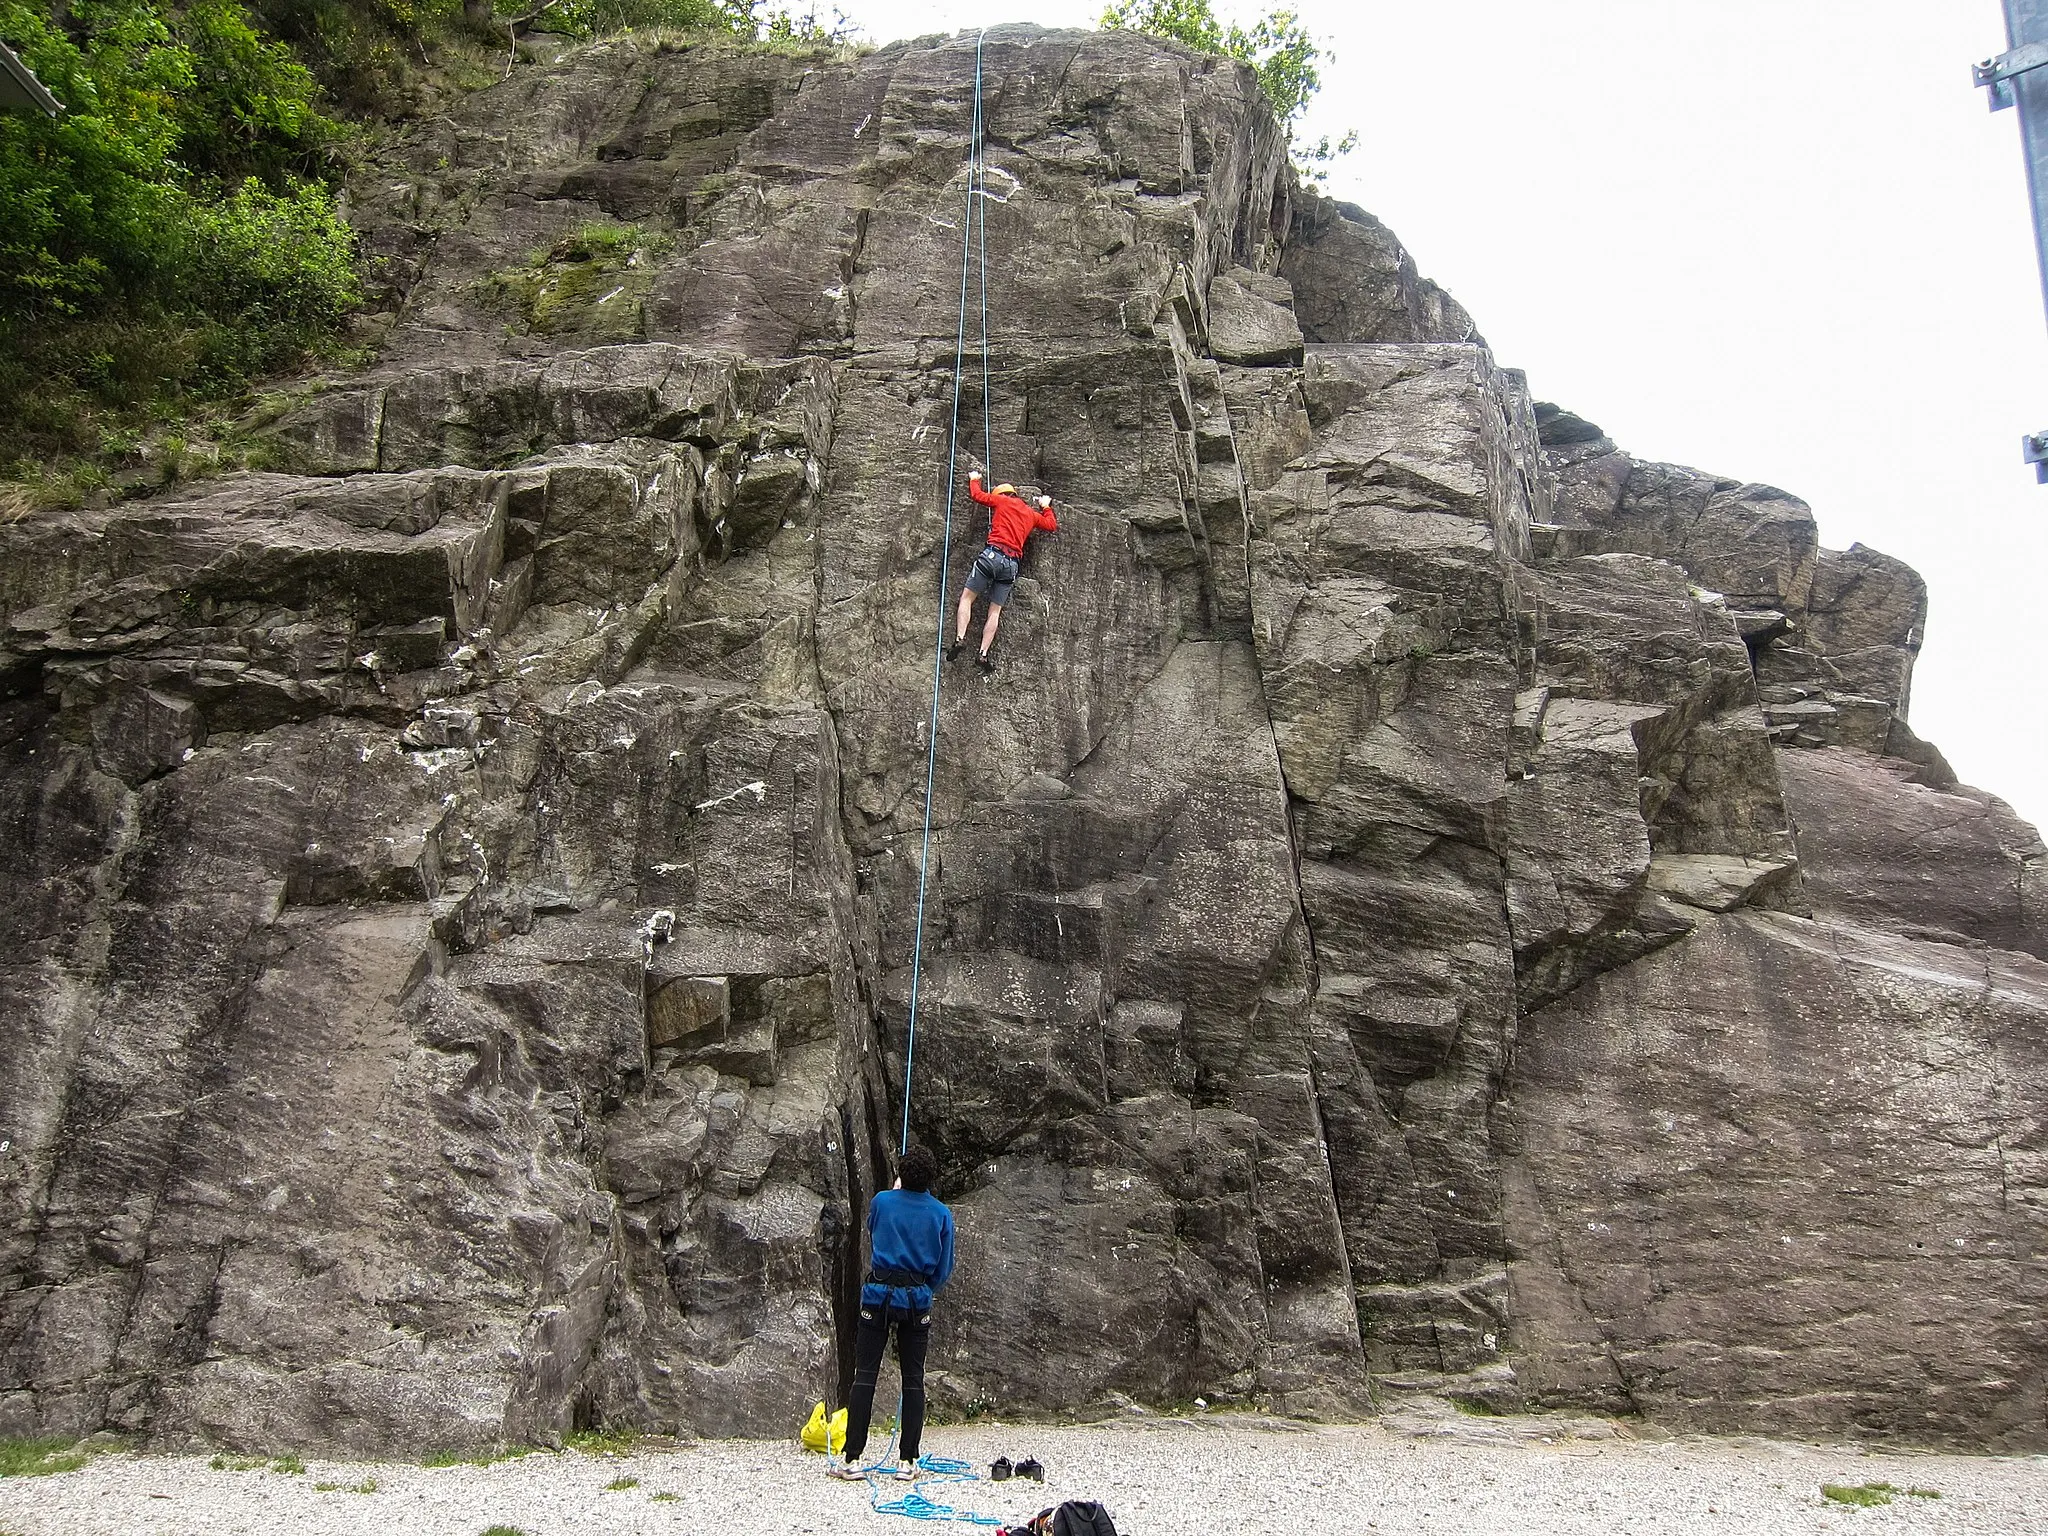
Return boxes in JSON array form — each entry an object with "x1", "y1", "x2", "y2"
[{"x1": 842, "y1": 1302, "x2": 932, "y2": 1463}]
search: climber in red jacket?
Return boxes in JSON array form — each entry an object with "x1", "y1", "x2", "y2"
[{"x1": 948, "y1": 471, "x2": 1058, "y2": 672}]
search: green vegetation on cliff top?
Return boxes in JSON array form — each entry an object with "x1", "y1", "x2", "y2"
[
  {"x1": 0, "y1": 0, "x2": 359, "y2": 486},
  {"x1": 0, "y1": 0, "x2": 830, "y2": 506},
  {"x1": 0, "y1": 1, "x2": 1306, "y2": 507}
]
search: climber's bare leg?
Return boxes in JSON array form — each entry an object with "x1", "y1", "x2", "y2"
[
  {"x1": 979, "y1": 602, "x2": 1003, "y2": 657},
  {"x1": 955, "y1": 589, "x2": 976, "y2": 647}
]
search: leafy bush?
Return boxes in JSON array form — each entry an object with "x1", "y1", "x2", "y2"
[
  {"x1": 0, "y1": 1, "x2": 349, "y2": 315},
  {"x1": 526, "y1": 0, "x2": 735, "y2": 38},
  {"x1": 0, "y1": 0, "x2": 358, "y2": 474},
  {"x1": 514, "y1": 0, "x2": 842, "y2": 46},
  {"x1": 188, "y1": 179, "x2": 360, "y2": 339},
  {"x1": 738, "y1": 0, "x2": 849, "y2": 43},
  {"x1": 242, "y1": 0, "x2": 481, "y2": 115},
  {"x1": 0, "y1": 0, "x2": 839, "y2": 494}
]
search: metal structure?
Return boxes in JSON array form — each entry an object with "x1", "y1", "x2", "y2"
[
  {"x1": 0, "y1": 40, "x2": 60, "y2": 117},
  {"x1": 1978, "y1": 1, "x2": 2048, "y2": 478}
]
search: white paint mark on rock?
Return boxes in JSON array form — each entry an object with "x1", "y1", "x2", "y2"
[{"x1": 695, "y1": 781, "x2": 767, "y2": 812}]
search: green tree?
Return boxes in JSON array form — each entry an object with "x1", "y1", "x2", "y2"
[
  {"x1": 0, "y1": 0, "x2": 359, "y2": 469},
  {"x1": 1099, "y1": 0, "x2": 1355, "y2": 175},
  {"x1": 752, "y1": 1, "x2": 852, "y2": 43},
  {"x1": 516, "y1": 0, "x2": 735, "y2": 40},
  {"x1": 178, "y1": 0, "x2": 343, "y2": 181},
  {"x1": 509, "y1": 0, "x2": 843, "y2": 47}
]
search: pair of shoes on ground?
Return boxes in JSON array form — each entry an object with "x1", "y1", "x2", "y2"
[
  {"x1": 828, "y1": 1459, "x2": 919, "y2": 1482},
  {"x1": 988, "y1": 1455, "x2": 1043, "y2": 1481}
]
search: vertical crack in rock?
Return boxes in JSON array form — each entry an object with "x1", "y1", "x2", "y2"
[{"x1": 1, "y1": 23, "x2": 2045, "y2": 1454}]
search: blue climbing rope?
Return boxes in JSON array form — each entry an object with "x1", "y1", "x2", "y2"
[
  {"x1": 866, "y1": 1454, "x2": 1005, "y2": 1525},
  {"x1": 976, "y1": 61, "x2": 994, "y2": 480},
  {"x1": 899, "y1": 28, "x2": 988, "y2": 1159},
  {"x1": 838, "y1": 40, "x2": 1004, "y2": 1531}
]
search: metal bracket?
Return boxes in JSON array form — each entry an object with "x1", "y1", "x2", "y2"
[
  {"x1": 1976, "y1": 43, "x2": 2048, "y2": 110},
  {"x1": 2025, "y1": 431, "x2": 2048, "y2": 482}
]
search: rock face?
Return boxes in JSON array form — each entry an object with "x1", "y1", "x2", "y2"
[{"x1": 2, "y1": 26, "x2": 2043, "y2": 1454}]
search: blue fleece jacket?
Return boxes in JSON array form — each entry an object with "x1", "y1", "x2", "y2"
[{"x1": 866, "y1": 1188, "x2": 955, "y2": 1291}]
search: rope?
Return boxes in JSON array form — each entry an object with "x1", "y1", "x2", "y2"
[
  {"x1": 899, "y1": 27, "x2": 989, "y2": 1158},
  {"x1": 976, "y1": 62, "x2": 994, "y2": 479},
  {"x1": 835, "y1": 40, "x2": 1002, "y2": 1530},
  {"x1": 866, "y1": 1454, "x2": 1005, "y2": 1525}
]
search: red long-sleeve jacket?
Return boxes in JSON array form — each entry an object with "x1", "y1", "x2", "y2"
[{"x1": 969, "y1": 476, "x2": 1057, "y2": 558}]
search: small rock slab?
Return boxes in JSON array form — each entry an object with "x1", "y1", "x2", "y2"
[
  {"x1": 1207, "y1": 267, "x2": 1305, "y2": 366},
  {"x1": 1647, "y1": 852, "x2": 1798, "y2": 912}
]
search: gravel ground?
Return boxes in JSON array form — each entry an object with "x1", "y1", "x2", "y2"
[{"x1": 2, "y1": 1413, "x2": 2044, "y2": 1536}]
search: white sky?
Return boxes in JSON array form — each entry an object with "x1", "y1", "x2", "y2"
[{"x1": 842, "y1": 0, "x2": 2048, "y2": 830}]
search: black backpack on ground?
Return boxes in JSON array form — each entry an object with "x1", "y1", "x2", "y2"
[
  {"x1": 1000, "y1": 1500, "x2": 1119, "y2": 1536},
  {"x1": 1016, "y1": 1502, "x2": 1113, "y2": 1536},
  {"x1": 1052, "y1": 1503, "x2": 1118, "y2": 1536}
]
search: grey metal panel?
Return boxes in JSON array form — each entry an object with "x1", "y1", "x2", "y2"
[
  {"x1": 0, "y1": 40, "x2": 62, "y2": 116},
  {"x1": 1983, "y1": 3, "x2": 2048, "y2": 477},
  {"x1": 2004, "y1": 1, "x2": 2048, "y2": 330}
]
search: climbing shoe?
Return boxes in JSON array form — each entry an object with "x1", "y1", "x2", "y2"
[
  {"x1": 1014, "y1": 1456, "x2": 1044, "y2": 1481},
  {"x1": 976, "y1": 651, "x2": 996, "y2": 674},
  {"x1": 826, "y1": 1462, "x2": 866, "y2": 1481},
  {"x1": 990, "y1": 1456, "x2": 1014, "y2": 1481},
  {"x1": 946, "y1": 638, "x2": 965, "y2": 663}
]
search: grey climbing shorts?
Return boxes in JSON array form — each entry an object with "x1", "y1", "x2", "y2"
[{"x1": 964, "y1": 545, "x2": 1020, "y2": 605}]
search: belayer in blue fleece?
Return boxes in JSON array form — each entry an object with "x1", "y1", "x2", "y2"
[{"x1": 828, "y1": 1143, "x2": 955, "y2": 1480}]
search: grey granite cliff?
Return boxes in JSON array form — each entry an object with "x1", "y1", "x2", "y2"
[{"x1": 2, "y1": 25, "x2": 2043, "y2": 1454}]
